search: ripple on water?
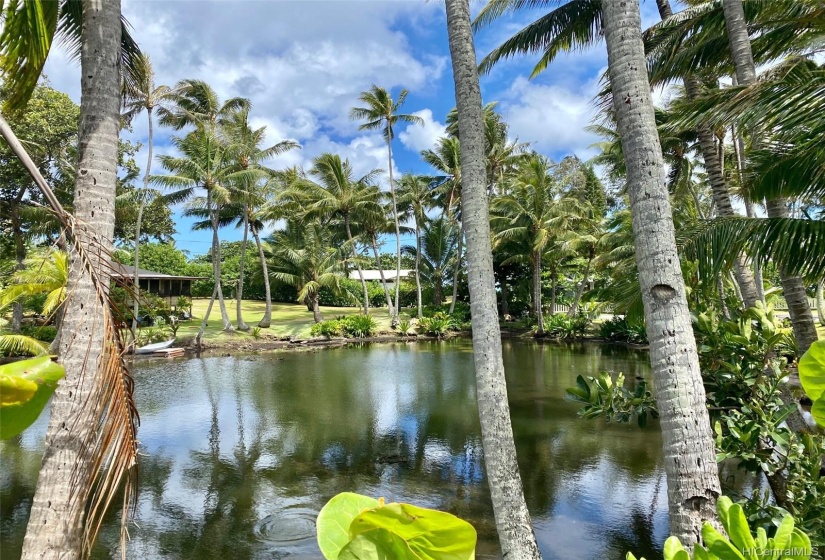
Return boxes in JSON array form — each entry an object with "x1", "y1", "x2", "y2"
[{"x1": 254, "y1": 506, "x2": 318, "y2": 556}]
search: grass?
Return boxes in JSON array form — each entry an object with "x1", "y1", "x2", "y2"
[{"x1": 175, "y1": 299, "x2": 413, "y2": 341}]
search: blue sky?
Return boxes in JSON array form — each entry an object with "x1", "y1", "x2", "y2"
[{"x1": 43, "y1": 0, "x2": 667, "y2": 257}]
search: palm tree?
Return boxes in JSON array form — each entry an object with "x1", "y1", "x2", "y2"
[
  {"x1": 287, "y1": 153, "x2": 383, "y2": 315},
  {"x1": 397, "y1": 174, "x2": 434, "y2": 318},
  {"x1": 402, "y1": 217, "x2": 458, "y2": 306},
  {"x1": 153, "y1": 130, "x2": 257, "y2": 341},
  {"x1": 121, "y1": 53, "x2": 178, "y2": 344},
  {"x1": 221, "y1": 108, "x2": 298, "y2": 330},
  {"x1": 422, "y1": 136, "x2": 465, "y2": 314},
  {"x1": 443, "y1": 0, "x2": 542, "y2": 556},
  {"x1": 491, "y1": 154, "x2": 564, "y2": 334},
  {"x1": 157, "y1": 81, "x2": 250, "y2": 334},
  {"x1": 601, "y1": 0, "x2": 721, "y2": 544},
  {"x1": 0, "y1": 250, "x2": 68, "y2": 317},
  {"x1": 358, "y1": 203, "x2": 401, "y2": 314},
  {"x1": 719, "y1": 0, "x2": 819, "y2": 355},
  {"x1": 350, "y1": 86, "x2": 424, "y2": 326},
  {"x1": 267, "y1": 221, "x2": 347, "y2": 323},
  {"x1": 2, "y1": 2, "x2": 140, "y2": 557}
]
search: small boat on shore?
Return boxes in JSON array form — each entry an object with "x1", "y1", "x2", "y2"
[{"x1": 135, "y1": 339, "x2": 176, "y2": 355}]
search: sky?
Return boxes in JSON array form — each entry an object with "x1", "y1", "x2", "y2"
[{"x1": 42, "y1": 0, "x2": 667, "y2": 257}]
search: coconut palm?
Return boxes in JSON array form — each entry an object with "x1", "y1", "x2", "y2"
[
  {"x1": 1, "y1": 2, "x2": 140, "y2": 557},
  {"x1": 600, "y1": 0, "x2": 721, "y2": 543},
  {"x1": 267, "y1": 220, "x2": 347, "y2": 323},
  {"x1": 397, "y1": 174, "x2": 434, "y2": 318},
  {"x1": 443, "y1": 0, "x2": 542, "y2": 556},
  {"x1": 0, "y1": 250, "x2": 68, "y2": 316},
  {"x1": 121, "y1": 53, "x2": 178, "y2": 343},
  {"x1": 286, "y1": 153, "x2": 383, "y2": 315},
  {"x1": 402, "y1": 217, "x2": 458, "y2": 306},
  {"x1": 350, "y1": 86, "x2": 424, "y2": 326},
  {"x1": 358, "y1": 203, "x2": 402, "y2": 314},
  {"x1": 221, "y1": 108, "x2": 298, "y2": 330}
]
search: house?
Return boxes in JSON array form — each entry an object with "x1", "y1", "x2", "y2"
[
  {"x1": 348, "y1": 269, "x2": 413, "y2": 284},
  {"x1": 111, "y1": 264, "x2": 204, "y2": 309}
]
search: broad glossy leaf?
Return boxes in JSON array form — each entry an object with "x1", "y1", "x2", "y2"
[
  {"x1": 0, "y1": 357, "x2": 64, "y2": 439},
  {"x1": 798, "y1": 340, "x2": 825, "y2": 425},
  {"x1": 702, "y1": 524, "x2": 747, "y2": 560},
  {"x1": 722, "y1": 502, "x2": 756, "y2": 556},
  {"x1": 316, "y1": 492, "x2": 379, "y2": 559},
  {"x1": 771, "y1": 514, "x2": 795, "y2": 553},
  {"x1": 350, "y1": 502, "x2": 476, "y2": 560},
  {"x1": 786, "y1": 529, "x2": 812, "y2": 560},
  {"x1": 338, "y1": 529, "x2": 414, "y2": 560}
]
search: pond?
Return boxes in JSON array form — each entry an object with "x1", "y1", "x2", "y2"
[{"x1": 1, "y1": 339, "x2": 667, "y2": 559}]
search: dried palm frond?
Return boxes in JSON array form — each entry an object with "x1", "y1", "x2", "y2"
[{"x1": 0, "y1": 114, "x2": 139, "y2": 557}]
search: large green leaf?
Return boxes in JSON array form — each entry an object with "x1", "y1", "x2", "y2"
[
  {"x1": 316, "y1": 492, "x2": 380, "y2": 559},
  {"x1": 349, "y1": 502, "x2": 476, "y2": 560},
  {"x1": 798, "y1": 340, "x2": 825, "y2": 426},
  {"x1": 0, "y1": 356, "x2": 64, "y2": 439},
  {"x1": 338, "y1": 529, "x2": 414, "y2": 560}
]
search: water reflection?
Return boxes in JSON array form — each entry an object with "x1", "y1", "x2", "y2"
[{"x1": 0, "y1": 339, "x2": 667, "y2": 559}]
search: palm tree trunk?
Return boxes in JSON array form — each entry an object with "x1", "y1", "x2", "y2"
[
  {"x1": 500, "y1": 274, "x2": 510, "y2": 317},
  {"x1": 236, "y1": 206, "x2": 250, "y2": 331},
  {"x1": 11, "y1": 189, "x2": 26, "y2": 333},
  {"x1": 444, "y1": 0, "x2": 542, "y2": 556},
  {"x1": 371, "y1": 234, "x2": 395, "y2": 314},
  {"x1": 252, "y1": 225, "x2": 272, "y2": 328},
  {"x1": 434, "y1": 276, "x2": 443, "y2": 306},
  {"x1": 210, "y1": 201, "x2": 234, "y2": 332},
  {"x1": 387, "y1": 139, "x2": 402, "y2": 326},
  {"x1": 131, "y1": 106, "x2": 155, "y2": 345},
  {"x1": 449, "y1": 223, "x2": 463, "y2": 314},
  {"x1": 766, "y1": 201, "x2": 818, "y2": 354},
  {"x1": 816, "y1": 280, "x2": 825, "y2": 327},
  {"x1": 602, "y1": 0, "x2": 721, "y2": 545},
  {"x1": 415, "y1": 218, "x2": 423, "y2": 319},
  {"x1": 196, "y1": 283, "x2": 219, "y2": 348},
  {"x1": 550, "y1": 266, "x2": 557, "y2": 316},
  {"x1": 344, "y1": 216, "x2": 370, "y2": 314},
  {"x1": 568, "y1": 251, "x2": 593, "y2": 317},
  {"x1": 312, "y1": 293, "x2": 324, "y2": 323},
  {"x1": 533, "y1": 251, "x2": 544, "y2": 335},
  {"x1": 722, "y1": 0, "x2": 818, "y2": 354},
  {"x1": 22, "y1": 1, "x2": 123, "y2": 556}
]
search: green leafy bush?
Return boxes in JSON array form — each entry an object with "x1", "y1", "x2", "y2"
[
  {"x1": 566, "y1": 372, "x2": 658, "y2": 428},
  {"x1": 397, "y1": 319, "x2": 412, "y2": 336},
  {"x1": 137, "y1": 326, "x2": 171, "y2": 346},
  {"x1": 628, "y1": 496, "x2": 812, "y2": 560},
  {"x1": 311, "y1": 320, "x2": 344, "y2": 338},
  {"x1": 599, "y1": 316, "x2": 648, "y2": 343},
  {"x1": 316, "y1": 492, "x2": 476, "y2": 560},
  {"x1": 20, "y1": 324, "x2": 57, "y2": 343},
  {"x1": 542, "y1": 313, "x2": 590, "y2": 339},
  {"x1": 418, "y1": 313, "x2": 452, "y2": 337},
  {"x1": 340, "y1": 315, "x2": 377, "y2": 338}
]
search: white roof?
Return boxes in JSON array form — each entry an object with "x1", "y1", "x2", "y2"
[{"x1": 349, "y1": 269, "x2": 413, "y2": 281}]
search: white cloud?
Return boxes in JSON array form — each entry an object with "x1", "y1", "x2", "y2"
[
  {"x1": 398, "y1": 109, "x2": 446, "y2": 153},
  {"x1": 500, "y1": 75, "x2": 601, "y2": 159}
]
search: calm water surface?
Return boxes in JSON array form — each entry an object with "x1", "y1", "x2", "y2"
[{"x1": 0, "y1": 339, "x2": 667, "y2": 559}]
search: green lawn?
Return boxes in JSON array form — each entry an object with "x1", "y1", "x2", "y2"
[{"x1": 176, "y1": 299, "x2": 413, "y2": 341}]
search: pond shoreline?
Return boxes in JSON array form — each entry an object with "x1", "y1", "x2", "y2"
[{"x1": 130, "y1": 329, "x2": 650, "y2": 361}]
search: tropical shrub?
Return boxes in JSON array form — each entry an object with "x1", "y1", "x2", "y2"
[
  {"x1": 175, "y1": 296, "x2": 191, "y2": 311},
  {"x1": 542, "y1": 313, "x2": 589, "y2": 339},
  {"x1": 137, "y1": 325, "x2": 171, "y2": 346},
  {"x1": 311, "y1": 319, "x2": 344, "y2": 338},
  {"x1": 423, "y1": 301, "x2": 471, "y2": 323},
  {"x1": 418, "y1": 313, "x2": 452, "y2": 337},
  {"x1": 566, "y1": 372, "x2": 658, "y2": 428},
  {"x1": 20, "y1": 324, "x2": 57, "y2": 343},
  {"x1": 340, "y1": 315, "x2": 377, "y2": 338},
  {"x1": 599, "y1": 316, "x2": 648, "y2": 344},
  {"x1": 316, "y1": 492, "x2": 476, "y2": 560},
  {"x1": 397, "y1": 319, "x2": 412, "y2": 336},
  {"x1": 250, "y1": 326, "x2": 262, "y2": 340},
  {"x1": 628, "y1": 496, "x2": 812, "y2": 560}
]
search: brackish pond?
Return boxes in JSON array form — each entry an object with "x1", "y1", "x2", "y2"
[{"x1": 1, "y1": 339, "x2": 667, "y2": 559}]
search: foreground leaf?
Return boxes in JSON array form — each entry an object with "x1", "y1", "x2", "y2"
[
  {"x1": 316, "y1": 492, "x2": 380, "y2": 559},
  {"x1": 0, "y1": 356, "x2": 64, "y2": 439},
  {"x1": 798, "y1": 340, "x2": 825, "y2": 425}
]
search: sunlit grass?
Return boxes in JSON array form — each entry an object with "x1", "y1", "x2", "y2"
[{"x1": 176, "y1": 299, "x2": 412, "y2": 341}]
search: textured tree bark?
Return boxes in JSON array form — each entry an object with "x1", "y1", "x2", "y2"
[
  {"x1": 196, "y1": 283, "x2": 219, "y2": 348},
  {"x1": 721, "y1": 0, "x2": 818, "y2": 354},
  {"x1": 253, "y1": 225, "x2": 272, "y2": 328},
  {"x1": 11, "y1": 187, "x2": 26, "y2": 333},
  {"x1": 344, "y1": 216, "x2": 370, "y2": 314},
  {"x1": 816, "y1": 281, "x2": 825, "y2": 327},
  {"x1": 444, "y1": 0, "x2": 542, "y2": 557},
  {"x1": 236, "y1": 206, "x2": 250, "y2": 331},
  {"x1": 415, "y1": 219, "x2": 423, "y2": 319},
  {"x1": 370, "y1": 234, "x2": 396, "y2": 315},
  {"x1": 602, "y1": 0, "x2": 721, "y2": 546},
  {"x1": 533, "y1": 251, "x2": 544, "y2": 335},
  {"x1": 500, "y1": 273, "x2": 510, "y2": 317},
  {"x1": 312, "y1": 293, "x2": 324, "y2": 323},
  {"x1": 386, "y1": 140, "x2": 402, "y2": 327},
  {"x1": 22, "y1": 1, "x2": 122, "y2": 557},
  {"x1": 449, "y1": 224, "x2": 463, "y2": 314}
]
